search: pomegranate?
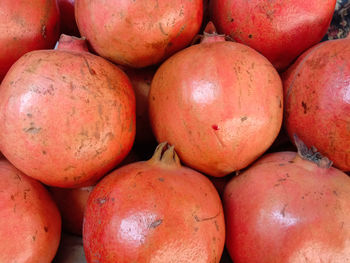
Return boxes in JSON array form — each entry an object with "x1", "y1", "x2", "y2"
[
  {"x1": 283, "y1": 37, "x2": 350, "y2": 171},
  {"x1": 224, "y1": 135, "x2": 350, "y2": 262},
  {"x1": 0, "y1": 158, "x2": 61, "y2": 262},
  {"x1": 49, "y1": 185, "x2": 94, "y2": 236},
  {"x1": 0, "y1": 0, "x2": 60, "y2": 81},
  {"x1": 149, "y1": 23, "x2": 283, "y2": 177},
  {"x1": 210, "y1": 0, "x2": 336, "y2": 71},
  {"x1": 0, "y1": 34, "x2": 136, "y2": 188},
  {"x1": 123, "y1": 67, "x2": 157, "y2": 144},
  {"x1": 49, "y1": 150, "x2": 140, "y2": 235},
  {"x1": 58, "y1": 0, "x2": 80, "y2": 36},
  {"x1": 75, "y1": 0, "x2": 203, "y2": 67},
  {"x1": 83, "y1": 143, "x2": 225, "y2": 262}
]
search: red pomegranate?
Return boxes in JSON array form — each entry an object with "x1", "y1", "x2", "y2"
[
  {"x1": 83, "y1": 143, "x2": 225, "y2": 263},
  {"x1": 123, "y1": 66, "x2": 157, "y2": 144},
  {"x1": 0, "y1": 158, "x2": 61, "y2": 262},
  {"x1": 149, "y1": 23, "x2": 283, "y2": 177},
  {"x1": 283, "y1": 37, "x2": 350, "y2": 171},
  {"x1": 58, "y1": 0, "x2": 80, "y2": 36},
  {"x1": 224, "y1": 136, "x2": 350, "y2": 262},
  {"x1": 0, "y1": 34, "x2": 136, "y2": 188},
  {"x1": 210, "y1": 0, "x2": 336, "y2": 71},
  {"x1": 0, "y1": 0, "x2": 60, "y2": 81},
  {"x1": 75, "y1": 0, "x2": 203, "y2": 68}
]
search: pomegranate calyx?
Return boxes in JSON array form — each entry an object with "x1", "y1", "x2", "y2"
[
  {"x1": 56, "y1": 34, "x2": 89, "y2": 52},
  {"x1": 294, "y1": 134, "x2": 332, "y2": 168},
  {"x1": 192, "y1": 21, "x2": 231, "y2": 45},
  {"x1": 150, "y1": 142, "x2": 181, "y2": 167}
]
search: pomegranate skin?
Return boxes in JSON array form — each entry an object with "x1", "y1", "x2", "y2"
[
  {"x1": 210, "y1": 0, "x2": 336, "y2": 71},
  {"x1": 75, "y1": 0, "x2": 203, "y2": 68},
  {"x1": 283, "y1": 38, "x2": 350, "y2": 171},
  {"x1": 0, "y1": 0, "x2": 60, "y2": 81},
  {"x1": 0, "y1": 35, "x2": 136, "y2": 188},
  {"x1": 224, "y1": 152, "x2": 350, "y2": 263},
  {"x1": 149, "y1": 40, "x2": 283, "y2": 177},
  {"x1": 83, "y1": 144, "x2": 225, "y2": 263},
  {"x1": 0, "y1": 159, "x2": 61, "y2": 263},
  {"x1": 58, "y1": 0, "x2": 80, "y2": 36}
]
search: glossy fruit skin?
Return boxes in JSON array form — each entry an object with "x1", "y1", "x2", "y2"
[
  {"x1": 75, "y1": 0, "x2": 203, "y2": 68},
  {"x1": 224, "y1": 152, "x2": 350, "y2": 263},
  {"x1": 283, "y1": 38, "x2": 350, "y2": 171},
  {"x1": 0, "y1": 158, "x2": 61, "y2": 263},
  {"x1": 0, "y1": 35, "x2": 136, "y2": 188},
  {"x1": 0, "y1": 0, "x2": 60, "y2": 81},
  {"x1": 58, "y1": 0, "x2": 80, "y2": 36},
  {"x1": 149, "y1": 40, "x2": 283, "y2": 177},
  {"x1": 210, "y1": 0, "x2": 336, "y2": 71},
  {"x1": 83, "y1": 145, "x2": 225, "y2": 263}
]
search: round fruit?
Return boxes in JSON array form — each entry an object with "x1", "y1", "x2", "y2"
[
  {"x1": 210, "y1": 0, "x2": 336, "y2": 71},
  {"x1": 149, "y1": 23, "x2": 283, "y2": 177},
  {"x1": 0, "y1": 158, "x2": 61, "y2": 262},
  {"x1": 0, "y1": 0, "x2": 60, "y2": 81},
  {"x1": 75, "y1": 0, "x2": 203, "y2": 67},
  {"x1": 224, "y1": 136, "x2": 350, "y2": 262},
  {"x1": 83, "y1": 143, "x2": 225, "y2": 263},
  {"x1": 283, "y1": 37, "x2": 350, "y2": 171},
  {"x1": 0, "y1": 34, "x2": 136, "y2": 187}
]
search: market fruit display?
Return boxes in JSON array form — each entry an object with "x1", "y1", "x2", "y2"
[
  {"x1": 224, "y1": 136, "x2": 350, "y2": 262},
  {"x1": 283, "y1": 37, "x2": 350, "y2": 171},
  {"x1": 149, "y1": 23, "x2": 283, "y2": 177},
  {"x1": 210, "y1": 0, "x2": 336, "y2": 71},
  {"x1": 0, "y1": 0, "x2": 60, "y2": 81},
  {"x1": 0, "y1": 1, "x2": 349, "y2": 262},
  {"x1": 0, "y1": 158, "x2": 61, "y2": 263},
  {"x1": 83, "y1": 143, "x2": 225, "y2": 263},
  {"x1": 0, "y1": 34, "x2": 136, "y2": 188},
  {"x1": 75, "y1": 0, "x2": 203, "y2": 67}
]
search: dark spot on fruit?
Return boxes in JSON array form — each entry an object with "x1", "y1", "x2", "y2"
[
  {"x1": 279, "y1": 100, "x2": 282, "y2": 108},
  {"x1": 288, "y1": 160, "x2": 294, "y2": 163},
  {"x1": 274, "y1": 183, "x2": 280, "y2": 187},
  {"x1": 214, "y1": 220, "x2": 220, "y2": 231},
  {"x1": 194, "y1": 227, "x2": 199, "y2": 232},
  {"x1": 278, "y1": 163, "x2": 285, "y2": 166},
  {"x1": 248, "y1": 34, "x2": 253, "y2": 38},
  {"x1": 11, "y1": 195, "x2": 15, "y2": 201},
  {"x1": 152, "y1": 96, "x2": 155, "y2": 101},
  {"x1": 280, "y1": 204, "x2": 288, "y2": 217},
  {"x1": 32, "y1": 235, "x2": 36, "y2": 241},
  {"x1": 333, "y1": 190, "x2": 338, "y2": 196},
  {"x1": 27, "y1": 113, "x2": 33, "y2": 118},
  {"x1": 158, "y1": 177, "x2": 164, "y2": 182},
  {"x1": 240, "y1": 116, "x2": 248, "y2": 122},
  {"x1": 212, "y1": 124, "x2": 219, "y2": 130},
  {"x1": 149, "y1": 219, "x2": 163, "y2": 229},
  {"x1": 230, "y1": 18, "x2": 234, "y2": 22},
  {"x1": 42, "y1": 150, "x2": 47, "y2": 155},
  {"x1": 301, "y1": 101, "x2": 308, "y2": 114},
  {"x1": 44, "y1": 226, "x2": 48, "y2": 232}
]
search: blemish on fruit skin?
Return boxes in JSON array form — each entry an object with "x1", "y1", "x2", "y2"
[{"x1": 212, "y1": 124, "x2": 219, "y2": 130}]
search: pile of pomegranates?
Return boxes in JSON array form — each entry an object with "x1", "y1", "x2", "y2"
[{"x1": 0, "y1": 0, "x2": 349, "y2": 262}]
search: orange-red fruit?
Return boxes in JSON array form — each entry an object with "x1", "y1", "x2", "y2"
[
  {"x1": 224, "y1": 146, "x2": 350, "y2": 262},
  {"x1": 0, "y1": 35, "x2": 136, "y2": 188},
  {"x1": 75, "y1": 0, "x2": 203, "y2": 68},
  {"x1": 83, "y1": 143, "x2": 225, "y2": 263},
  {"x1": 283, "y1": 38, "x2": 350, "y2": 171},
  {"x1": 0, "y1": 158, "x2": 61, "y2": 262},
  {"x1": 58, "y1": 0, "x2": 80, "y2": 36},
  {"x1": 49, "y1": 185, "x2": 94, "y2": 236},
  {"x1": 149, "y1": 26, "x2": 283, "y2": 177},
  {"x1": 210, "y1": 0, "x2": 336, "y2": 71},
  {"x1": 0, "y1": 0, "x2": 60, "y2": 81},
  {"x1": 124, "y1": 67, "x2": 157, "y2": 144}
]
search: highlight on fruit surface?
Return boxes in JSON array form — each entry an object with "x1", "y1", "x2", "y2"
[
  {"x1": 83, "y1": 142, "x2": 225, "y2": 263},
  {"x1": 149, "y1": 22, "x2": 283, "y2": 177},
  {"x1": 224, "y1": 135, "x2": 350, "y2": 263},
  {"x1": 0, "y1": 34, "x2": 136, "y2": 188}
]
